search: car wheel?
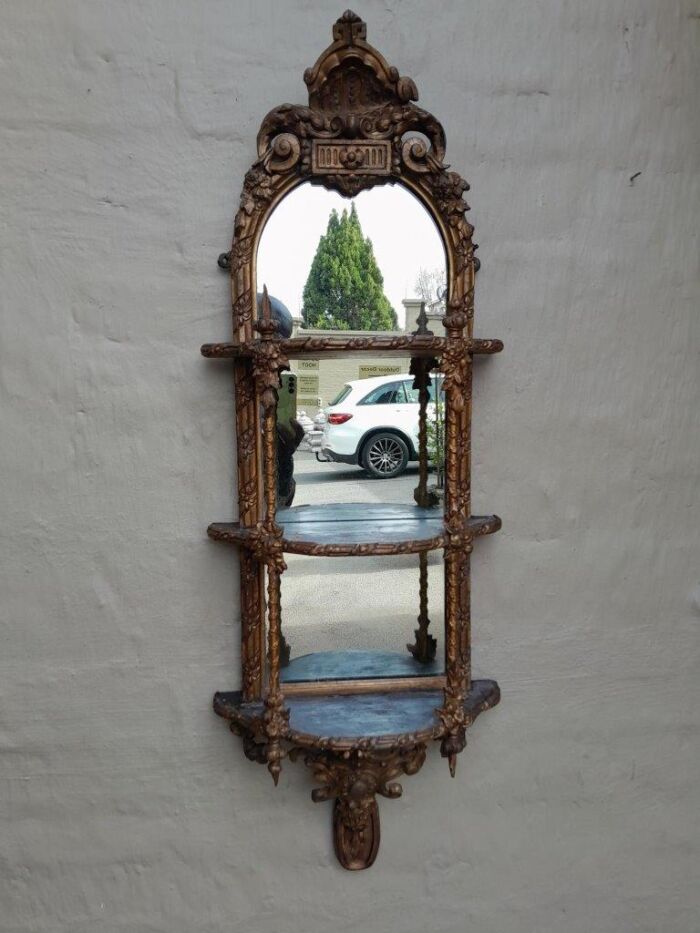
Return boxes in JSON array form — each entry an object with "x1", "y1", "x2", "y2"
[{"x1": 362, "y1": 433, "x2": 409, "y2": 479}]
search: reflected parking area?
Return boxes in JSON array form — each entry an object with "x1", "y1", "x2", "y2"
[{"x1": 281, "y1": 451, "x2": 444, "y2": 663}]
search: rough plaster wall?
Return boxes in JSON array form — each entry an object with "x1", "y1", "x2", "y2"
[{"x1": 1, "y1": 2, "x2": 698, "y2": 931}]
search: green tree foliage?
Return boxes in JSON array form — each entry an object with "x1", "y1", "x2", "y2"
[{"x1": 302, "y1": 203, "x2": 397, "y2": 330}]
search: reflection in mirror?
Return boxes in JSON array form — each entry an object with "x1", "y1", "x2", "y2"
[
  {"x1": 258, "y1": 183, "x2": 446, "y2": 338},
  {"x1": 279, "y1": 554, "x2": 444, "y2": 686},
  {"x1": 257, "y1": 183, "x2": 447, "y2": 681}
]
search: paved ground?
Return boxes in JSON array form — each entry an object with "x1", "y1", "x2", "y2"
[
  {"x1": 292, "y1": 449, "x2": 419, "y2": 507},
  {"x1": 283, "y1": 451, "x2": 444, "y2": 662}
]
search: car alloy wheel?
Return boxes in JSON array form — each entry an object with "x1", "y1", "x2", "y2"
[{"x1": 363, "y1": 433, "x2": 409, "y2": 479}]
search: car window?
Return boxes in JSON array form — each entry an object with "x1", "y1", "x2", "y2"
[
  {"x1": 358, "y1": 381, "x2": 406, "y2": 405},
  {"x1": 329, "y1": 385, "x2": 352, "y2": 405},
  {"x1": 402, "y1": 376, "x2": 443, "y2": 403},
  {"x1": 402, "y1": 380, "x2": 420, "y2": 403}
]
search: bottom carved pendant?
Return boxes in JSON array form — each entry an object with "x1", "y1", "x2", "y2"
[
  {"x1": 333, "y1": 796, "x2": 381, "y2": 870},
  {"x1": 291, "y1": 743, "x2": 427, "y2": 870}
]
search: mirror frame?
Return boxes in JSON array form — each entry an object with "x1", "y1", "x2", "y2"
[
  {"x1": 203, "y1": 10, "x2": 503, "y2": 870},
  {"x1": 229, "y1": 12, "x2": 478, "y2": 702}
]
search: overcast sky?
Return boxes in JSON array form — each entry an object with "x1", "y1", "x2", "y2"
[{"x1": 256, "y1": 184, "x2": 446, "y2": 329}]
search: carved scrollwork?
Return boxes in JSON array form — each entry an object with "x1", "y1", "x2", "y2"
[
  {"x1": 234, "y1": 373, "x2": 256, "y2": 406},
  {"x1": 290, "y1": 744, "x2": 427, "y2": 870},
  {"x1": 236, "y1": 167, "x2": 275, "y2": 229},
  {"x1": 304, "y1": 746, "x2": 427, "y2": 803},
  {"x1": 251, "y1": 340, "x2": 289, "y2": 413},
  {"x1": 260, "y1": 132, "x2": 301, "y2": 173},
  {"x1": 279, "y1": 535, "x2": 447, "y2": 558},
  {"x1": 443, "y1": 288, "x2": 474, "y2": 330},
  {"x1": 287, "y1": 334, "x2": 446, "y2": 354},
  {"x1": 258, "y1": 105, "x2": 342, "y2": 158},
  {"x1": 229, "y1": 235, "x2": 254, "y2": 274},
  {"x1": 311, "y1": 172, "x2": 376, "y2": 198},
  {"x1": 237, "y1": 478, "x2": 257, "y2": 522},
  {"x1": 432, "y1": 169, "x2": 471, "y2": 221},
  {"x1": 399, "y1": 134, "x2": 446, "y2": 178},
  {"x1": 440, "y1": 343, "x2": 470, "y2": 411},
  {"x1": 252, "y1": 292, "x2": 290, "y2": 415},
  {"x1": 201, "y1": 335, "x2": 468, "y2": 358},
  {"x1": 251, "y1": 532, "x2": 287, "y2": 574},
  {"x1": 229, "y1": 721, "x2": 268, "y2": 764},
  {"x1": 238, "y1": 426, "x2": 256, "y2": 459},
  {"x1": 401, "y1": 135, "x2": 431, "y2": 173}
]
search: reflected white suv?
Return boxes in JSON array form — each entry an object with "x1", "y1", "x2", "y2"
[{"x1": 320, "y1": 372, "x2": 442, "y2": 479}]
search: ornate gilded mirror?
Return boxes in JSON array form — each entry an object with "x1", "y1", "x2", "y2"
[{"x1": 203, "y1": 11, "x2": 503, "y2": 870}]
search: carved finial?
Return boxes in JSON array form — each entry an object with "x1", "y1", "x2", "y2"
[
  {"x1": 333, "y1": 10, "x2": 366, "y2": 44},
  {"x1": 448, "y1": 753, "x2": 457, "y2": 778},
  {"x1": 269, "y1": 758, "x2": 281, "y2": 786},
  {"x1": 261, "y1": 284, "x2": 271, "y2": 323},
  {"x1": 255, "y1": 284, "x2": 279, "y2": 339},
  {"x1": 413, "y1": 301, "x2": 434, "y2": 337},
  {"x1": 440, "y1": 726, "x2": 466, "y2": 777}
]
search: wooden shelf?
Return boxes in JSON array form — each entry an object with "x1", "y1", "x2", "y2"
[
  {"x1": 208, "y1": 503, "x2": 501, "y2": 557},
  {"x1": 201, "y1": 335, "x2": 503, "y2": 360},
  {"x1": 214, "y1": 679, "x2": 500, "y2": 753}
]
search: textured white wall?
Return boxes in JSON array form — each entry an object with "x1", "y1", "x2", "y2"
[{"x1": 1, "y1": 2, "x2": 699, "y2": 931}]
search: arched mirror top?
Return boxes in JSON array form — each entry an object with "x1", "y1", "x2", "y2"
[
  {"x1": 257, "y1": 182, "x2": 447, "y2": 337},
  {"x1": 228, "y1": 9, "x2": 477, "y2": 346}
]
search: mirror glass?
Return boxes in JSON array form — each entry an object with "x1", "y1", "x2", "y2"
[{"x1": 257, "y1": 182, "x2": 447, "y2": 683}]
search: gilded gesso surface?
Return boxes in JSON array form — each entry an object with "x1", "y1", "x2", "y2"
[{"x1": 220, "y1": 10, "x2": 491, "y2": 867}]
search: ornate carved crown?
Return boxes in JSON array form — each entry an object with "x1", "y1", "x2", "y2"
[
  {"x1": 255, "y1": 9, "x2": 453, "y2": 197},
  {"x1": 303, "y1": 9, "x2": 419, "y2": 114}
]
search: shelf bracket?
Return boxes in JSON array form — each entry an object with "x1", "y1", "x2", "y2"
[{"x1": 290, "y1": 744, "x2": 427, "y2": 870}]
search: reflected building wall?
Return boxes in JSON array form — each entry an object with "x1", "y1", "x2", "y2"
[{"x1": 289, "y1": 298, "x2": 446, "y2": 414}]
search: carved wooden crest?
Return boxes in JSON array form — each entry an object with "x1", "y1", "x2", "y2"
[{"x1": 230, "y1": 9, "x2": 476, "y2": 347}]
